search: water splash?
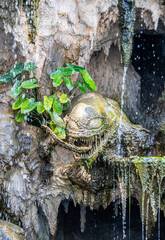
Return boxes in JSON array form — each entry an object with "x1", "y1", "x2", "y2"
[{"x1": 117, "y1": 66, "x2": 128, "y2": 155}]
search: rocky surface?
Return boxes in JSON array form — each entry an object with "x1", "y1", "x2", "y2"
[
  {"x1": 2, "y1": 135, "x2": 165, "y2": 239},
  {"x1": 1, "y1": 0, "x2": 165, "y2": 99},
  {"x1": 0, "y1": 220, "x2": 25, "y2": 240},
  {"x1": 0, "y1": 93, "x2": 163, "y2": 239},
  {"x1": 0, "y1": 0, "x2": 165, "y2": 239}
]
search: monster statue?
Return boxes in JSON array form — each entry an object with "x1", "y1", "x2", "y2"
[{"x1": 44, "y1": 92, "x2": 152, "y2": 167}]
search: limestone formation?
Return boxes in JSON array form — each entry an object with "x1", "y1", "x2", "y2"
[
  {"x1": 0, "y1": 93, "x2": 163, "y2": 239},
  {"x1": 0, "y1": 0, "x2": 165, "y2": 239},
  {"x1": 0, "y1": 220, "x2": 25, "y2": 240}
]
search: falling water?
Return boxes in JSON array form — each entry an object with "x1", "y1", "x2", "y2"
[
  {"x1": 112, "y1": 164, "x2": 116, "y2": 240},
  {"x1": 145, "y1": 198, "x2": 150, "y2": 240},
  {"x1": 142, "y1": 191, "x2": 145, "y2": 240},
  {"x1": 80, "y1": 202, "x2": 86, "y2": 232},
  {"x1": 121, "y1": 165, "x2": 127, "y2": 239},
  {"x1": 117, "y1": 66, "x2": 128, "y2": 155},
  {"x1": 128, "y1": 159, "x2": 131, "y2": 239},
  {"x1": 158, "y1": 180, "x2": 161, "y2": 240}
]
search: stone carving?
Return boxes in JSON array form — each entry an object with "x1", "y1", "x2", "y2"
[
  {"x1": 0, "y1": 93, "x2": 163, "y2": 240},
  {"x1": 45, "y1": 93, "x2": 151, "y2": 165}
]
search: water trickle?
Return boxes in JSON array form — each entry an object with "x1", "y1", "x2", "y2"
[
  {"x1": 142, "y1": 191, "x2": 145, "y2": 240},
  {"x1": 158, "y1": 179, "x2": 161, "y2": 240},
  {"x1": 145, "y1": 198, "x2": 150, "y2": 240},
  {"x1": 121, "y1": 163, "x2": 127, "y2": 239},
  {"x1": 22, "y1": 0, "x2": 40, "y2": 44},
  {"x1": 80, "y1": 202, "x2": 86, "y2": 233},
  {"x1": 117, "y1": 66, "x2": 128, "y2": 155},
  {"x1": 112, "y1": 164, "x2": 116, "y2": 240},
  {"x1": 117, "y1": 0, "x2": 135, "y2": 155},
  {"x1": 128, "y1": 159, "x2": 131, "y2": 239}
]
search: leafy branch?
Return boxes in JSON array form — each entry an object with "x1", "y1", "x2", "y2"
[{"x1": 0, "y1": 62, "x2": 97, "y2": 139}]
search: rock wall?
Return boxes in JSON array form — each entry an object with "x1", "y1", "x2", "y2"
[
  {"x1": 1, "y1": 0, "x2": 165, "y2": 118},
  {"x1": 0, "y1": 0, "x2": 165, "y2": 239}
]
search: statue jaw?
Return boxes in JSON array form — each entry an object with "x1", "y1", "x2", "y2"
[
  {"x1": 43, "y1": 121, "x2": 110, "y2": 164},
  {"x1": 65, "y1": 114, "x2": 110, "y2": 163},
  {"x1": 67, "y1": 130, "x2": 110, "y2": 163},
  {"x1": 42, "y1": 124, "x2": 91, "y2": 153}
]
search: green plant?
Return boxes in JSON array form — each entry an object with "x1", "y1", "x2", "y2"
[{"x1": 0, "y1": 62, "x2": 97, "y2": 139}]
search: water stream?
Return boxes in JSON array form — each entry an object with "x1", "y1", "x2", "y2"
[{"x1": 117, "y1": 66, "x2": 128, "y2": 155}]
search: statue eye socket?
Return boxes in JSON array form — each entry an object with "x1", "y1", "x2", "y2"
[
  {"x1": 67, "y1": 120, "x2": 78, "y2": 130},
  {"x1": 88, "y1": 118, "x2": 103, "y2": 129}
]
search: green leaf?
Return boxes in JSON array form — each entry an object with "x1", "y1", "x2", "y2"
[
  {"x1": 53, "y1": 100, "x2": 62, "y2": 115},
  {"x1": 80, "y1": 70, "x2": 97, "y2": 91},
  {"x1": 10, "y1": 63, "x2": 24, "y2": 76},
  {"x1": 52, "y1": 77, "x2": 63, "y2": 87},
  {"x1": 66, "y1": 63, "x2": 84, "y2": 72},
  {"x1": 57, "y1": 67, "x2": 75, "y2": 75},
  {"x1": 52, "y1": 112, "x2": 65, "y2": 128},
  {"x1": 0, "y1": 73, "x2": 14, "y2": 83},
  {"x1": 43, "y1": 96, "x2": 54, "y2": 111},
  {"x1": 24, "y1": 62, "x2": 38, "y2": 71},
  {"x1": 21, "y1": 79, "x2": 39, "y2": 89},
  {"x1": 50, "y1": 70, "x2": 62, "y2": 79},
  {"x1": 21, "y1": 98, "x2": 37, "y2": 114},
  {"x1": 63, "y1": 102, "x2": 69, "y2": 111},
  {"x1": 12, "y1": 94, "x2": 25, "y2": 110},
  {"x1": 15, "y1": 110, "x2": 26, "y2": 122},
  {"x1": 50, "y1": 70, "x2": 66, "y2": 80},
  {"x1": 54, "y1": 126, "x2": 66, "y2": 139},
  {"x1": 81, "y1": 77, "x2": 94, "y2": 92},
  {"x1": 37, "y1": 102, "x2": 45, "y2": 114},
  {"x1": 11, "y1": 81, "x2": 23, "y2": 98},
  {"x1": 59, "y1": 94, "x2": 70, "y2": 103},
  {"x1": 43, "y1": 96, "x2": 49, "y2": 110},
  {"x1": 50, "y1": 67, "x2": 75, "y2": 87},
  {"x1": 75, "y1": 81, "x2": 86, "y2": 93},
  {"x1": 63, "y1": 77, "x2": 73, "y2": 90},
  {"x1": 51, "y1": 93, "x2": 58, "y2": 100}
]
